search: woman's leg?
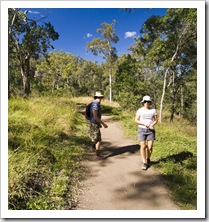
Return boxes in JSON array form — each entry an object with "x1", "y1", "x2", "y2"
[
  {"x1": 140, "y1": 141, "x2": 147, "y2": 163},
  {"x1": 146, "y1": 130, "x2": 155, "y2": 164},
  {"x1": 147, "y1": 140, "x2": 154, "y2": 159}
]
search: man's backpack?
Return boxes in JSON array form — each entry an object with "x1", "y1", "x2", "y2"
[{"x1": 85, "y1": 102, "x2": 93, "y2": 120}]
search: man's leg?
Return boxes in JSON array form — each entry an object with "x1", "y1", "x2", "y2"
[
  {"x1": 95, "y1": 141, "x2": 101, "y2": 156},
  {"x1": 95, "y1": 128, "x2": 104, "y2": 159},
  {"x1": 91, "y1": 142, "x2": 96, "y2": 152}
]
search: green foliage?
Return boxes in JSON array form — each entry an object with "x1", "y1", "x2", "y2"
[
  {"x1": 8, "y1": 8, "x2": 59, "y2": 95},
  {"x1": 87, "y1": 20, "x2": 119, "y2": 101},
  {"x1": 87, "y1": 20, "x2": 119, "y2": 60},
  {"x1": 35, "y1": 52, "x2": 104, "y2": 97},
  {"x1": 8, "y1": 97, "x2": 88, "y2": 210},
  {"x1": 128, "y1": 8, "x2": 197, "y2": 123},
  {"x1": 114, "y1": 55, "x2": 160, "y2": 110}
]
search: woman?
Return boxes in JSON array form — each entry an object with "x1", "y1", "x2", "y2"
[{"x1": 135, "y1": 95, "x2": 158, "y2": 170}]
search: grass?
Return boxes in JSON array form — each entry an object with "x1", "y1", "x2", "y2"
[
  {"x1": 153, "y1": 120, "x2": 197, "y2": 210},
  {"x1": 117, "y1": 110, "x2": 197, "y2": 210},
  {"x1": 8, "y1": 96, "x2": 197, "y2": 210},
  {"x1": 8, "y1": 97, "x2": 90, "y2": 210}
]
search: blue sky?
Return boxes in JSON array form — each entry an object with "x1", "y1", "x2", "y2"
[{"x1": 24, "y1": 8, "x2": 166, "y2": 63}]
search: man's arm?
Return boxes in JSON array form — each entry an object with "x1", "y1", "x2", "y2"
[{"x1": 93, "y1": 110, "x2": 108, "y2": 128}]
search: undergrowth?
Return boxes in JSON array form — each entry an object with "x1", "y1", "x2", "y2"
[{"x1": 8, "y1": 97, "x2": 89, "y2": 210}]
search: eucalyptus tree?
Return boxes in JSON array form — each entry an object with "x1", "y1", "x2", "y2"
[
  {"x1": 114, "y1": 54, "x2": 148, "y2": 110},
  {"x1": 160, "y1": 9, "x2": 196, "y2": 122},
  {"x1": 74, "y1": 60, "x2": 104, "y2": 96},
  {"x1": 36, "y1": 51, "x2": 80, "y2": 95},
  {"x1": 36, "y1": 51, "x2": 103, "y2": 96},
  {"x1": 131, "y1": 8, "x2": 197, "y2": 122},
  {"x1": 86, "y1": 20, "x2": 119, "y2": 102},
  {"x1": 8, "y1": 8, "x2": 59, "y2": 96}
]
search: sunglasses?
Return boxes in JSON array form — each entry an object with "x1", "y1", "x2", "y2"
[{"x1": 144, "y1": 101, "x2": 151, "y2": 103}]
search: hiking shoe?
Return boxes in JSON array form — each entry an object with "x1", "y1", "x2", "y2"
[
  {"x1": 142, "y1": 163, "x2": 148, "y2": 170},
  {"x1": 95, "y1": 155, "x2": 105, "y2": 160}
]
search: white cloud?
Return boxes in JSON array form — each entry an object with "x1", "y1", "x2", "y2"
[
  {"x1": 86, "y1": 33, "x2": 93, "y2": 38},
  {"x1": 124, "y1": 31, "x2": 136, "y2": 39},
  {"x1": 28, "y1": 10, "x2": 40, "y2": 14}
]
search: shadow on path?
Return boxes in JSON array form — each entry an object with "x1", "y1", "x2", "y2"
[
  {"x1": 151, "y1": 151, "x2": 193, "y2": 165},
  {"x1": 102, "y1": 144, "x2": 140, "y2": 158}
]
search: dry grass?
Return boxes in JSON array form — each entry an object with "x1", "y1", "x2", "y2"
[{"x1": 70, "y1": 96, "x2": 120, "y2": 107}]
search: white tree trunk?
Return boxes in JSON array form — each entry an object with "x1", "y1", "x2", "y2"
[
  {"x1": 159, "y1": 68, "x2": 169, "y2": 123},
  {"x1": 109, "y1": 72, "x2": 112, "y2": 102},
  {"x1": 159, "y1": 44, "x2": 179, "y2": 123}
]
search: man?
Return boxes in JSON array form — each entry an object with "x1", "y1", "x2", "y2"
[
  {"x1": 89, "y1": 91, "x2": 108, "y2": 159},
  {"x1": 135, "y1": 95, "x2": 158, "y2": 170}
]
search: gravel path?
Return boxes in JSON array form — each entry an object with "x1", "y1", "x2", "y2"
[{"x1": 77, "y1": 115, "x2": 179, "y2": 210}]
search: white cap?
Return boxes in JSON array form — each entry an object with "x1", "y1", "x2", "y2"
[{"x1": 141, "y1": 95, "x2": 152, "y2": 103}]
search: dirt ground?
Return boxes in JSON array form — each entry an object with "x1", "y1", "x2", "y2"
[{"x1": 77, "y1": 115, "x2": 179, "y2": 210}]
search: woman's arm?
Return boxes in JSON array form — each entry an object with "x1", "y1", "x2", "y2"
[{"x1": 150, "y1": 115, "x2": 158, "y2": 127}]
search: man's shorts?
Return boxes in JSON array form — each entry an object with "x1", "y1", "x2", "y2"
[
  {"x1": 138, "y1": 127, "x2": 156, "y2": 141},
  {"x1": 90, "y1": 123, "x2": 101, "y2": 143}
]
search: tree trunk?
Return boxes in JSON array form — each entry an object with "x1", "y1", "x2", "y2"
[
  {"x1": 109, "y1": 71, "x2": 112, "y2": 102},
  {"x1": 159, "y1": 68, "x2": 169, "y2": 123},
  {"x1": 21, "y1": 57, "x2": 31, "y2": 96},
  {"x1": 8, "y1": 79, "x2": 10, "y2": 99},
  {"x1": 180, "y1": 85, "x2": 184, "y2": 118},
  {"x1": 52, "y1": 79, "x2": 56, "y2": 92},
  {"x1": 170, "y1": 88, "x2": 175, "y2": 122},
  {"x1": 8, "y1": 9, "x2": 19, "y2": 99},
  {"x1": 170, "y1": 71, "x2": 175, "y2": 122},
  {"x1": 170, "y1": 104, "x2": 175, "y2": 122},
  {"x1": 159, "y1": 44, "x2": 179, "y2": 123},
  {"x1": 22, "y1": 75, "x2": 30, "y2": 95}
]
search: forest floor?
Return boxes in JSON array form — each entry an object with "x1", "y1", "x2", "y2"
[{"x1": 76, "y1": 115, "x2": 179, "y2": 211}]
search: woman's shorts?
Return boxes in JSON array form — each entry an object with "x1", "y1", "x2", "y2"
[
  {"x1": 90, "y1": 123, "x2": 101, "y2": 143},
  {"x1": 138, "y1": 127, "x2": 156, "y2": 141}
]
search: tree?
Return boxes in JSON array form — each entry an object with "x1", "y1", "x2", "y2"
[
  {"x1": 36, "y1": 51, "x2": 78, "y2": 93},
  {"x1": 87, "y1": 20, "x2": 119, "y2": 102},
  {"x1": 159, "y1": 9, "x2": 196, "y2": 122},
  {"x1": 114, "y1": 54, "x2": 148, "y2": 110},
  {"x1": 36, "y1": 51, "x2": 103, "y2": 97},
  {"x1": 8, "y1": 8, "x2": 59, "y2": 96},
  {"x1": 74, "y1": 60, "x2": 104, "y2": 96},
  {"x1": 130, "y1": 8, "x2": 197, "y2": 122}
]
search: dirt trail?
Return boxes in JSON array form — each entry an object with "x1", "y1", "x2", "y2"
[{"x1": 77, "y1": 115, "x2": 179, "y2": 210}]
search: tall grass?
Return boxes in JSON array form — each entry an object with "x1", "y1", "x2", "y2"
[
  {"x1": 8, "y1": 97, "x2": 89, "y2": 210},
  {"x1": 118, "y1": 110, "x2": 197, "y2": 210}
]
